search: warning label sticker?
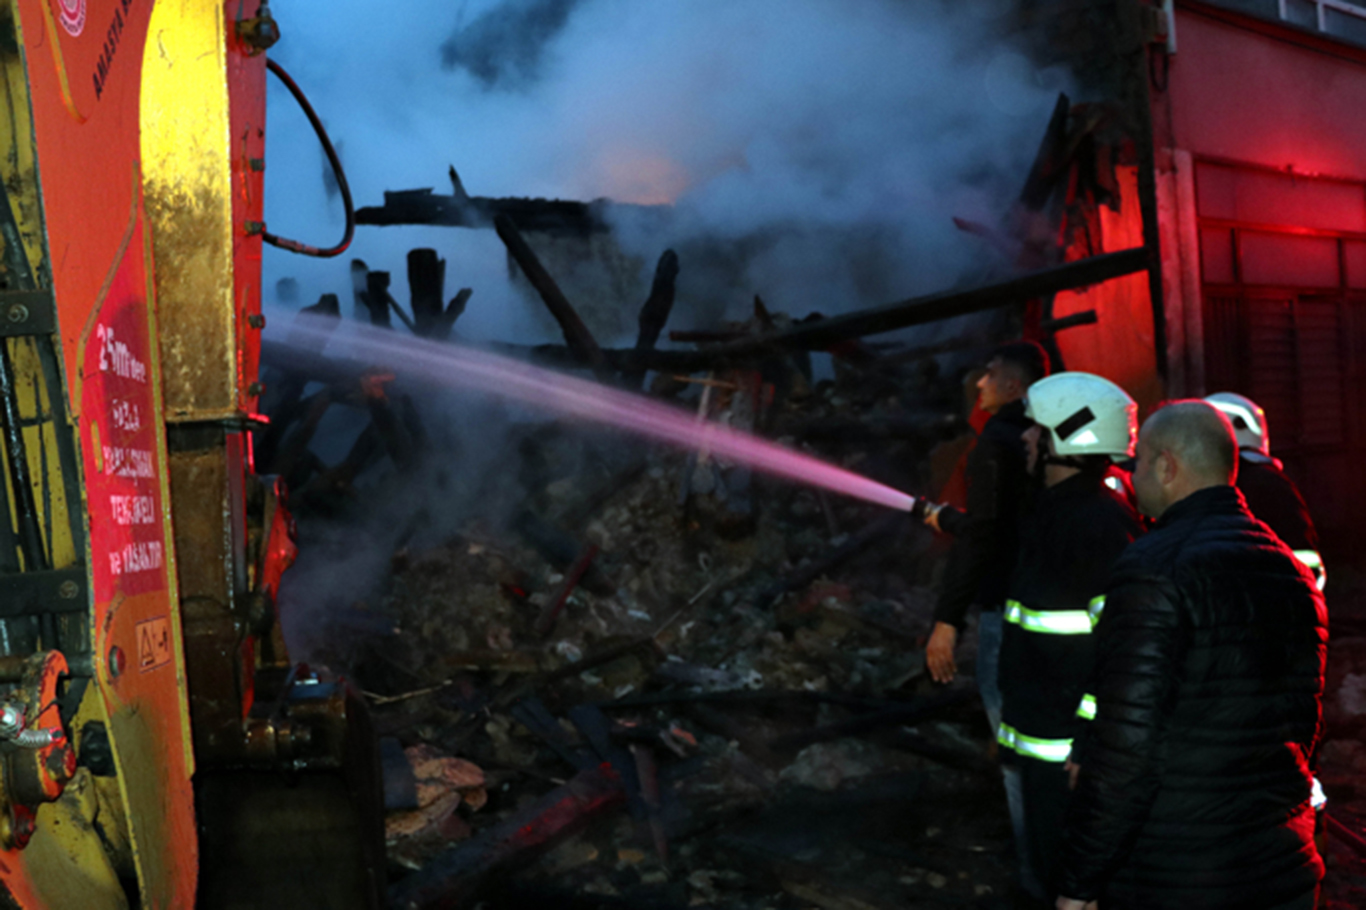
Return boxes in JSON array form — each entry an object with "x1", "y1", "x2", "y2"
[{"x1": 136, "y1": 616, "x2": 171, "y2": 673}]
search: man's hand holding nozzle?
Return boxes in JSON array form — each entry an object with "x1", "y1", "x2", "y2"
[{"x1": 910, "y1": 498, "x2": 946, "y2": 533}]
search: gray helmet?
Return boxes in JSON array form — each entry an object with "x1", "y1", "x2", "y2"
[{"x1": 1204, "y1": 392, "x2": 1269, "y2": 455}]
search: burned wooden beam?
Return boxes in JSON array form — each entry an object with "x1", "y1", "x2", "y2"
[
  {"x1": 768, "y1": 687, "x2": 977, "y2": 752},
  {"x1": 534, "y1": 543, "x2": 600, "y2": 637},
  {"x1": 388, "y1": 763, "x2": 626, "y2": 910},
  {"x1": 436, "y1": 287, "x2": 473, "y2": 341},
  {"x1": 495, "y1": 214, "x2": 611, "y2": 379},
  {"x1": 262, "y1": 255, "x2": 1123, "y2": 387},
  {"x1": 407, "y1": 248, "x2": 447, "y2": 337},
  {"x1": 503, "y1": 251, "x2": 1141, "y2": 372},
  {"x1": 625, "y1": 249, "x2": 679, "y2": 389},
  {"x1": 364, "y1": 271, "x2": 393, "y2": 328},
  {"x1": 350, "y1": 259, "x2": 370, "y2": 321},
  {"x1": 355, "y1": 167, "x2": 668, "y2": 238},
  {"x1": 705, "y1": 246, "x2": 1148, "y2": 358},
  {"x1": 357, "y1": 187, "x2": 613, "y2": 236},
  {"x1": 268, "y1": 390, "x2": 333, "y2": 481},
  {"x1": 1041, "y1": 309, "x2": 1098, "y2": 332}
]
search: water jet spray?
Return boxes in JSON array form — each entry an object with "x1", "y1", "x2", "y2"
[{"x1": 272, "y1": 322, "x2": 921, "y2": 515}]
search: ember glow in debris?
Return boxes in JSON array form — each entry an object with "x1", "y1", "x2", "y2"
[{"x1": 284, "y1": 321, "x2": 917, "y2": 514}]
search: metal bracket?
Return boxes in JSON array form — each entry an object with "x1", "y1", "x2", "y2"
[
  {"x1": 0, "y1": 289, "x2": 56, "y2": 338},
  {"x1": 0, "y1": 567, "x2": 87, "y2": 618}
]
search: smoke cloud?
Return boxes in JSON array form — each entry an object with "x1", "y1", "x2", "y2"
[
  {"x1": 260, "y1": 0, "x2": 1071, "y2": 659},
  {"x1": 262, "y1": 0, "x2": 1069, "y2": 344},
  {"x1": 440, "y1": 0, "x2": 586, "y2": 90}
]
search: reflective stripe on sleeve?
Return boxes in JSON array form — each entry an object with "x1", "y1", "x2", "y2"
[
  {"x1": 1087, "y1": 595, "x2": 1106, "y2": 626},
  {"x1": 1076, "y1": 693, "x2": 1096, "y2": 721},
  {"x1": 1292, "y1": 550, "x2": 1327, "y2": 592},
  {"x1": 996, "y1": 723, "x2": 1073, "y2": 762},
  {"x1": 1003, "y1": 599, "x2": 1094, "y2": 635}
]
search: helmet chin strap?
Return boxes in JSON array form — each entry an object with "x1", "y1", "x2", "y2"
[{"x1": 1039, "y1": 451, "x2": 1088, "y2": 471}]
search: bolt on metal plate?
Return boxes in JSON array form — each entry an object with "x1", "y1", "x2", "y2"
[{"x1": 0, "y1": 290, "x2": 55, "y2": 337}]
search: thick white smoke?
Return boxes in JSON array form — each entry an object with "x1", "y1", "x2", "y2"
[
  {"x1": 261, "y1": 0, "x2": 1070, "y2": 659},
  {"x1": 262, "y1": 0, "x2": 1068, "y2": 344}
]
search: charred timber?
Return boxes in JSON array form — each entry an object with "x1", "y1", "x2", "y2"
[
  {"x1": 625, "y1": 249, "x2": 679, "y2": 389},
  {"x1": 1041, "y1": 309, "x2": 1099, "y2": 332},
  {"x1": 388, "y1": 763, "x2": 626, "y2": 910},
  {"x1": 260, "y1": 254, "x2": 1132, "y2": 382},
  {"x1": 407, "y1": 249, "x2": 446, "y2": 337},
  {"x1": 704, "y1": 247, "x2": 1147, "y2": 358},
  {"x1": 354, "y1": 162, "x2": 673, "y2": 238},
  {"x1": 356, "y1": 187, "x2": 666, "y2": 238},
  {"x1": 768, "y1": 686, "x2": 978, "y2": 752},
  {"x1": 495, "y1": 215, "x2": 611, "y2": 378},
  {"x1": 504, "y1": 251, "x2": 1137, "y2": 371}
]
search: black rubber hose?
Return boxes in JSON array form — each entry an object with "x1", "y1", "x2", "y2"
[{"x1": 262, "y1": 57, "x2": 355, "y2": 258}]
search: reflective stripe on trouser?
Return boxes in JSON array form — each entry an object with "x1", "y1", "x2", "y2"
[
  {"x1": 1076, "y1": 693, "x2": 1096, "y2": 721},
  {"x1": 1292, "y1": 550, "x2": 1327, "y2": 592},
  {"x1": 1004, "y1": 597, "x2": 1105, "y2": 635},
  {"x1": 997, "y1": 722, "x2": 1073, "y2": 762}
]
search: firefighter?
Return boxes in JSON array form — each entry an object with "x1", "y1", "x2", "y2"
[
  {"x1": 1205, "y1": 391, "x2": 1329, "y2": 863},
  {"x1": 997, "y1": 372, "x2": 1144, "y2": 902},
  {"x1": 1204, "y1": 392, "x2": 1325, "y2": 591}
]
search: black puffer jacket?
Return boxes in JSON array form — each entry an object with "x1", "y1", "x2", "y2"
[
  {"x1": 933, "y1": 400, "x2": 1032, "y2": 627},
  {"x1": 1056, "y1": 485, "x2": 1327, "y2": 909},
  {"x1": 1237, "y1": 453, "x2": 1320, "y2": 554}
]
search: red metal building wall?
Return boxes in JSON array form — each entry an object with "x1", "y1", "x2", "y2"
[{"x1": 1155, "y1": 2, "x2": 1366, "y2": 564}]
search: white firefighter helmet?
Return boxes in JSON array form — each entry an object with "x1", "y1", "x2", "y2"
[
  {"x1": 1025, "y1": 372, "x2": 1138, "y2": 462},
  {"x1": 1204, "y1": 392, "x2": 1269, "y2": 455}
]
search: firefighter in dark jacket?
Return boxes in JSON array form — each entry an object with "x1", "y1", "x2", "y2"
[
  {"x1": 1206, "y1": 391, "x2": 1325, "y2": 590},
  {"x1": 1056, "y1": 401, "x2": 1327, "y2": 910},
  {"x1": 997, "y1": 373, "x2": 1144, "y2": 901}
]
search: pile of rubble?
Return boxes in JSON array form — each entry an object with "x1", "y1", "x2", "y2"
[{"x1": 262, "y1": 245, "x2": 1039, "y2": 908}]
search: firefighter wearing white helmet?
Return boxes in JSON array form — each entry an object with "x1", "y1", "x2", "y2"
[
  {"x1": 1205, "y1": 391, "x2": 1269, "y2": 454},
  {"x1": 1026, "y1": 372, "x2": 1139, "y2": 463},
  {"x1": 995, "y1": 372, "x2": 1145, "y2": 900},
  {"x1": 1205, "y1": 392, "x2": 1325, "y2": 591}
]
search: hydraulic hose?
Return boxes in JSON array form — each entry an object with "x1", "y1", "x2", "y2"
[{"x1": 262, "y1": 58, "x2": 355, "y2": 258}]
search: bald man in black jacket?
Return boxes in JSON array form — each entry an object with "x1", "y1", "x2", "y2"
[{"x1": 1056, "y1": 401, "x2": 1326, "y2": 910}]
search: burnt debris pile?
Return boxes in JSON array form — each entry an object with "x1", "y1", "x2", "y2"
[
  {"x1": 250, "y1": 101, "x2": 1162, "y2": 907},
  {"x1": 256, "y1": 228, "x2": 1063, "y2": 908}
]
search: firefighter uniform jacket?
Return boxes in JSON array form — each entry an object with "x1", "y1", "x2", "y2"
[
  {"x1": 933, "y1": 399, "x2": 1033, "y2": 628},
  {"x1": 997, "y1": 469, "x2": 1143, "y2": 761},
  {"x1": 1056, "y1": 485, "x2": 1327, "y2": 909},
  {"x1": 1237, "y1": 451, "x2": 1325, "y2": 589}
]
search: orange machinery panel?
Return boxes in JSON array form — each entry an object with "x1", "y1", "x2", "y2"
[{"x1": 6, "y1": 1, "x2": 197, "y2": 907}]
